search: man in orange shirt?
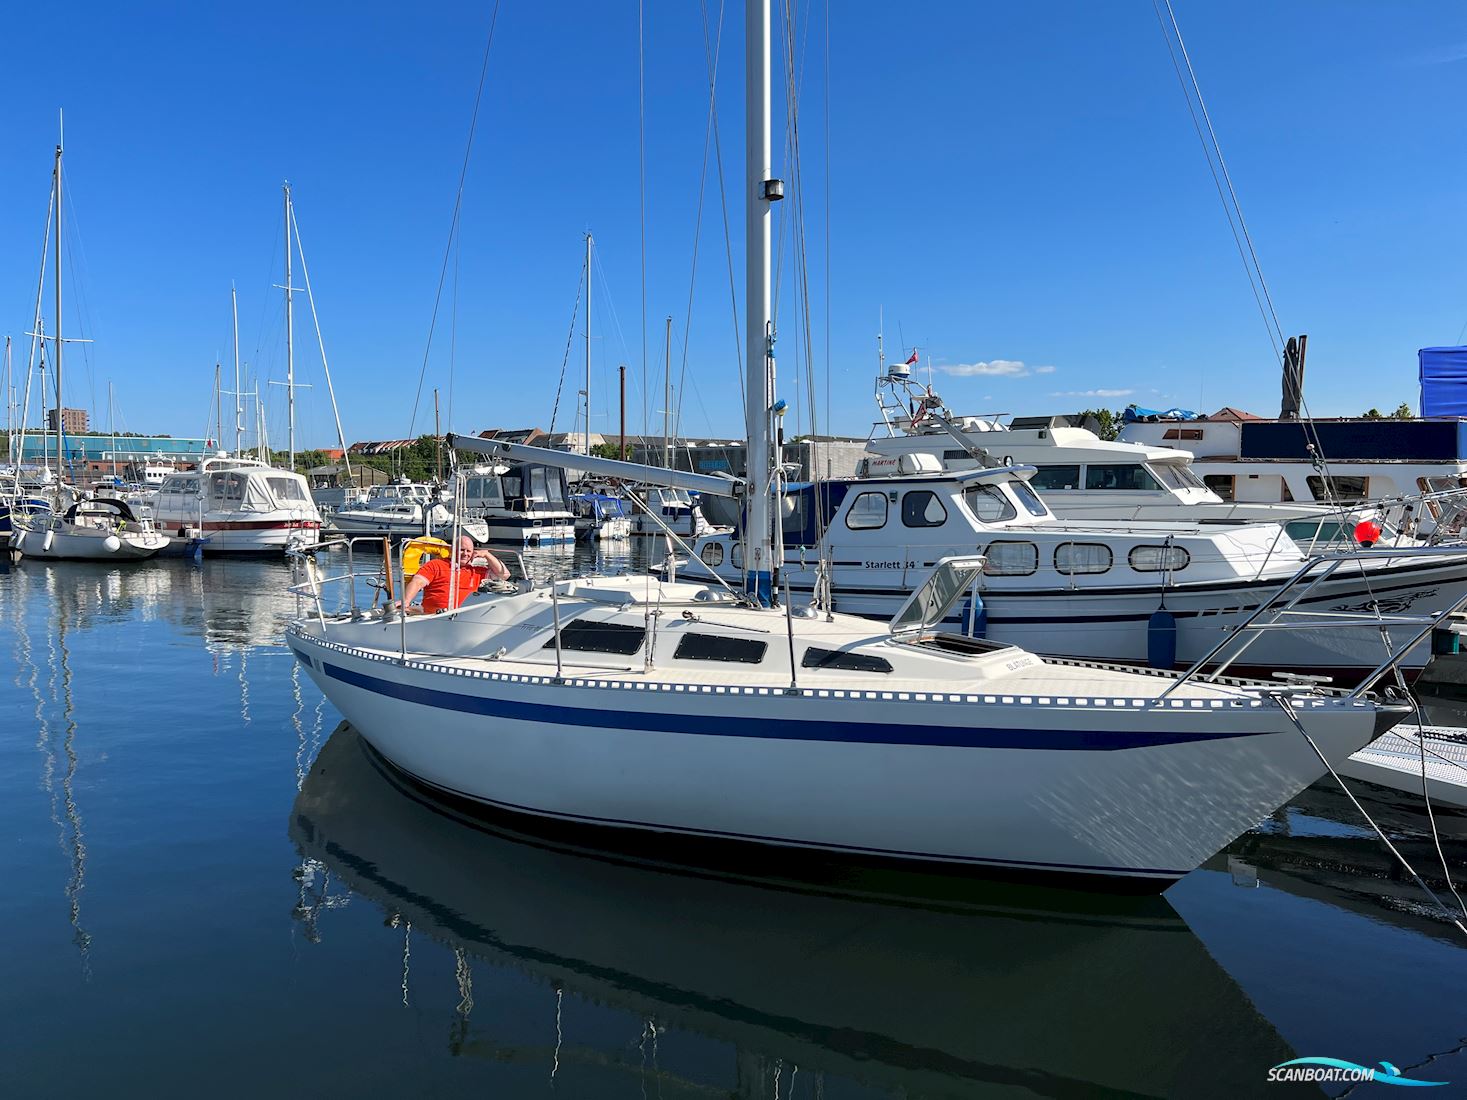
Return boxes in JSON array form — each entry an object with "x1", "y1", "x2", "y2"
[{"x1": 399, "y1": 535, "x2": 509, "y2": 614}]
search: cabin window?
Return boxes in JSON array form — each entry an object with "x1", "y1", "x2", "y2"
[
  {"x1": 1128, "y1": 545, "x2": 1191, "y2": 572},
  {"x1": 730, "y1": 543, "x2": 744, "y2": 569},
  {"x1": 983, "y1": 540, "x2": 1038, "y2": 576},
  {"x1": 1306, "y1": 475, "x2": 1369, "y2": 502},
  {"x1": 210, "y1": 472, "x2": 245, "y2": 501},
  {"x1": 1011, "y1": 481, "x2": 1049, "y2": 516},
  {"x1": 1203, "y1": 474, "x2": 1235, "y2": 501},
  {"x1": 268, "y1": 477, "x2": 307, "y2": 502},
  {"x1": 1085, "y1": 464, "x2": 1163, "y2": 491},
  {"x1": 1055, "y1": 542, "x2": 1113, "y2": 575},
  {"x1": 529, "y1": 467, "x2": 550, "y2": 501},
  {"x1": 901, "y1": 490, "x2": 948, "y2": 528},
  {"x1": 674, "y1": 633, "x2": 766, "y2": 664},
  {"x1": 699, "y1": 542, "x2": 724, "y2": 567},
  {"x1": 942, "y1": 449, "x2": 971, "y2": 461},
  {"x1": 963, "y1": 485, "x2": 1017, "y2": 523},
  {"x1": 845, "y1": 491, "x2": 889, "y2": 530},
  {"x1": 802, "y1": 647, "x2": 893, "y2": 673},
  {"x1": 543, "y1": 619, "x2": 645, "y2": 655},
  {"x1": 1152, "y1": 464, "x2": 1205, "y2": 490},
  {"x1": 1162, "y1": 428, "x2": 1205, "y2": 441},
  {"x1": 1030, "y1": 464, "x2": 1081, "y2": 491}
]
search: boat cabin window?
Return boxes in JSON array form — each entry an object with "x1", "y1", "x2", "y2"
[
  {"x1": 962, "y1": 485, "x2": 1017, "y2": 523},
  {"x1": 1151, "y1": 463, "x2": 1205, "y2": 491},
  {"x1": 1055, "y1": 542, "x2": 1113, "y2": 575},
  {"x1": 1085, "y1": 464, "x2": 1163, "y2": 491},
  {"x1": 1128, "y1": 545, "x2": 1191, "y2": 573},
  {"x1": 674, "y1": 633, "x2": 766, "y2": 664},
  {"x1": 464, "y1": 476, "x2": 506, "y2": 507},
  {"x1": 1162, "y1": 428, "x2": 1205, "y2": 441},
  {"x1": 1306, "y1": 474, "x2": 1369, "y2": 502},
  {"x1": 268, "y1": 477, "x2": 307, "y2": 502},
  {"x1": 982, "y1": 540, "x2": 1038, "y2": 576},
  {"x1": 544, "y1": 619, "x2": 646, "y2": 656},
  {"x1": 1010, "y1": 480, "x2": 1049, "y2": 517},
  {"x1": 901, "y1": 490, "x2": 948, "y2": 528},
  {"x1": 210, "y1": 472, "x2": 246, "y2": 502},
  {"x1": 1203, "y1": 474, "x2": 1235, "y2": 500},
  {"x1": 1030, "y1": 464, "x2": 1080, "y2": 491},
  {"x1": 699, "y1": 542, "x2": 724, "y2": 567},
  {"x1": 845, "y1": 491, "x2": 889, "y2": 530},
  {"x1": 801, "y1": 647, "x2": 892, "y2": 673}
]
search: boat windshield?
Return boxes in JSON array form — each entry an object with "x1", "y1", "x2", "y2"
[{"x1": 889, "y1": 556, "x2": 987, "y2": 638}]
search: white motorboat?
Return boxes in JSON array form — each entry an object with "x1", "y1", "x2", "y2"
[
  {"x1": 457, "y1": 463, "x2": 575, "y2": 546},
  {"x1": 865, "y1": 368, "x2": 1387, "y2": 534},
  {"x1": 673, "y1": 462, "x2": 1467, "y2": 680},
  {"x1": 329, "y1": 479, "x2": 451, "y2": 539},
  {"x1": 11, "y1": 496, "x2": 168, "y2": 561},
  {"x1": 571, "y1": 491, "x2": 631, "y2": 541},
  {"x1": 629, "y1": 486, "x2": 718, "y2": 538},
  {"x1": 149, "y1": 457, "x2": 322, "y2": 554},
  {"x1": 284, "y1": 1, "x2": 1409, "y2": 892}
]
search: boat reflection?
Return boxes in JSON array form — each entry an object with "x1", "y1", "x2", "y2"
[
  {"x1": 291, "y1": 724, "x2": 1296, "y2": 1098},
  {"x1": 10, "y1": 566, "x2": 96, "y2": 976},
  {"x1": 1218, "y1": 785, "x2": 1467, "y2": 944}
]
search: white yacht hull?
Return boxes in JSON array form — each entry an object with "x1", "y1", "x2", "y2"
[
  {"x1": 482, "y1": 515, "x2": 576, "y2": 546},
  {"x1": 10, "y1": 524, "x2": 166, "y2": 561},
  {"x1": 286, "y1": 624, "x2": 1379, "y2": 885}
]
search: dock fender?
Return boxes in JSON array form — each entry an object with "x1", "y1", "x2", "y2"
[{"x1": 1147, "y1": 607, "x2": 1177, "y2": 669}]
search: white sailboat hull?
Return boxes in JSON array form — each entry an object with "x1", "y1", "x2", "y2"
[
  {"x1": 11, "y1": 524, "x2": 166, "y2": 561},
  {"x1": 286, "y1": 624, "x2": 1380, "y2": 885}
]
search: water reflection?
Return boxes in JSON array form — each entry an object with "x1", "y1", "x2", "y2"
[
  {"x1": 1220, "y1": 786, "x2": 1467, "y2": 942},
  {"x1": 291, "y1": 723, "x2": 1296, "y2": 1098},
  {"x1": 10, "y1": 566, "x2": 96, "y2": 976}
]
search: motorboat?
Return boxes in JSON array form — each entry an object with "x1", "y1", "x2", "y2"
[
  {"x1": 10, "y1": 496, "x2": 168, "y2": 561},
  {"x1": 570, "y1": 491, "x2": 631, "y2": 541},
  {"x1": 457, "y1": 463, "x2": 575, "y2": 546},
  {"x1": 329, "y1": 479, "x2": 451, "y2": 539},
  {"x1": 628, "y1": 486, "x2": 717, "y2": 539},
  {"x1": 672, "y1": 461, "x2": 1467, "y2": 680},
  {"x1": 149, "y1": 457, "x2": 321, "y2": 554}
]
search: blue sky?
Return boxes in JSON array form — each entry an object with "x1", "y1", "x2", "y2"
[{"x1": 2, "y1": 1, "x2": 1464, "y2": 449}]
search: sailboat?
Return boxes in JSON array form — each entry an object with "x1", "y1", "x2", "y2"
[
  {"x1": 9, "y1": 136, "x2": 169, "y2": 563},
  {"x1": 283, "y1": 2, "x2": 1410, "y2": 890}
]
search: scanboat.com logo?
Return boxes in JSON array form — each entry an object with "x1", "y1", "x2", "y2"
[{"x1": 1267, "y1": 1057, "x2": 1447, "y2": 1087}]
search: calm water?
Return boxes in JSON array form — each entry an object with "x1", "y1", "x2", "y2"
[{"x1": 2, "y1": 551, "x2": 1466, "y2": 1098}]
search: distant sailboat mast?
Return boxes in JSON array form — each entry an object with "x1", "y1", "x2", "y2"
[
  {"x1": 584, "y1": 231, "x2": 592, "y2": 461},
  {"x1": 53, "y1": 135, "x2": 63, "y2": 489},
  {"x1": 232, "y1": 285, "x2": 242, "y2": 456},
  {"x1": 284, "y1": 183, "x2": 296, "y2": 471}
]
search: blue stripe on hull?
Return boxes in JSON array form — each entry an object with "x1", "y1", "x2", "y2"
[{"x1": 318, "y1": 659, "x2": 1265, "y2": 751}]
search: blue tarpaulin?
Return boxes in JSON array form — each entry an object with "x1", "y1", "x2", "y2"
[
  {"x1": 1419, "y1": 346, "x2": 1467, "y2": 417},
  {"x1": 1121, "y1": 405, "x2": 1203, "y2": 423}
]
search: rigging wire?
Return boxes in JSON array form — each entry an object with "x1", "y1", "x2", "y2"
[
  {"x1": 638, "y1": 0, "x2": 649, "y2": 444},
  {"x1": 406, "y1": 0, "x2": 502, "y2": 440},
  {"x1": 699, "y1": 0, "x2": 747, "y2": 399}
]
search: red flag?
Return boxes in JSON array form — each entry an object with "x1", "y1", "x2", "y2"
[{"x1": 904, "y1": 350, "x2": 919, "y2": 365}]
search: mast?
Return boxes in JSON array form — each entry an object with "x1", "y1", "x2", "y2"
[
  {"x1": 4, "y1": 336, "x2": 11, "y2": 467},
  {"x1": 214, "y1": 361, "x2": 222, "y2": 452},
  {"x1": 744, "y1": 0, "x2": 778, "y2": 603},
  {"x1": 53, "y1": 135, "x2": 64, "y2": 490},
  {"x1": 618, "y1": 364, "x2": 626, "y2": 460},
  {"x1": 109, "y1": 381, "x2": 117, "y2": 480},
  {"x1": 284, "y1": 182, "x2": 296, "y2": 471},
  {"x1": 232, "y1": 284, "x2": 242, "y2": 455},
  {"x1": 434, "y1": 388, "x2": 442, "y2": 483},
  {"x1": 584, "y1": 232, "x2": 592, "y2": 460},
  {"x1": 663, "y1": 315, "x2": 673, "y2": 468}
]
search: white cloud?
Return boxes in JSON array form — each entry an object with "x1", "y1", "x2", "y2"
[
  {"x1": 937, "y1": 359, "x2": 1029, "y2": 378},
  {"x1": 1034, "y1": 365, "x2": 1056, "y2": 374},
  {"x1": 1049, "y1": 388, "x2": 1134, "y2": 398}
]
